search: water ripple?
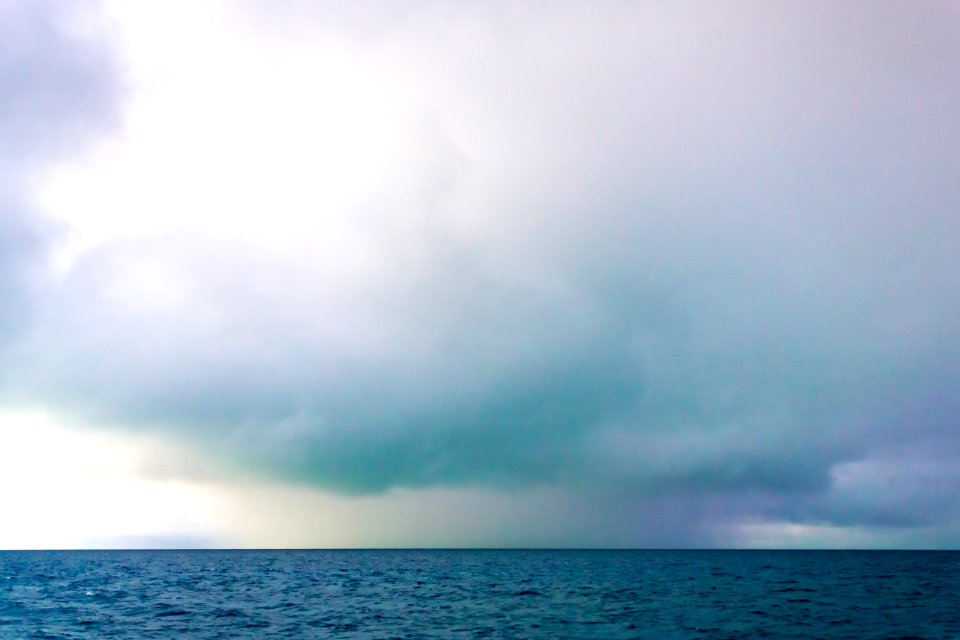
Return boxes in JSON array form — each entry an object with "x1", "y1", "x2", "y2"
[{"x1": 0, "y1": 550, "x2": 957, "y2": 639}]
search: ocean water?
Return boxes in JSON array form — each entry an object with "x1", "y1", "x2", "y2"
[{"x1": 1, "y1": 549, "x2": 957, "y2": 639}]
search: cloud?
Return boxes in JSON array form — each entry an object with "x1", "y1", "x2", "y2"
[
  {"x1": 0, "y1": 0, "x2": 121, "y2": 346},
  {"x1": 2, "y1": 1, "x2": 959, "y2": 544}
]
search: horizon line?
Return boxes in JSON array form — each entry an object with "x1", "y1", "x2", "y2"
[{"x1": 3, "y1": 547, "x2": 957, "y2": 553}]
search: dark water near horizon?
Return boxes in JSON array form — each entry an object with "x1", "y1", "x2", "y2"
[{"x1": 1, "y1": 549, "x2": 958, "y2": 639}]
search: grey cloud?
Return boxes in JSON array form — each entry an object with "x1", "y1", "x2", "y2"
[
  {"x1": 0, "y1": 1, "x2": 120, "y2": 162},
  {"x1": 3, "y1": 1, "x2": 960, "y2": 543},
  {"x1": 0, "y1": 0, "x2": 121, "y2": 347}
]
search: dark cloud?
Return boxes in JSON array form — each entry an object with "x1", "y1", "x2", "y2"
[{"x1": 2, "y1": 1, "x2": 959, "y2": 544}]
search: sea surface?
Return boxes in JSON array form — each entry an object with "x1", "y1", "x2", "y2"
[{"x1": 0, "y1": 549, "x2": 957, "y2": 639}]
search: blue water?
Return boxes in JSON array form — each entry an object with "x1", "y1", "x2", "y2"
[{"x1": 1, "y1": 550, "x2": 957, "y2": 639}]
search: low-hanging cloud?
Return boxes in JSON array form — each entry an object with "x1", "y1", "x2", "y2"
[{"x1": 3, "y1": 0, "x2": 959, "y2": 543}]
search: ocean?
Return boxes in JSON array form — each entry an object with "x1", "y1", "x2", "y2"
[{"x1": 0, "y1": 549, "x2": 957, "y2": 639}]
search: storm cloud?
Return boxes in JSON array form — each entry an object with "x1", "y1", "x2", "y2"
[{"x1": 2, "y1": 1, "x2": 959, "y2": 545}]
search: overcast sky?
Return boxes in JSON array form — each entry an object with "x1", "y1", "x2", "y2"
[{"x1": 1, "y1": 0, "x2": 958, "y2": 549}]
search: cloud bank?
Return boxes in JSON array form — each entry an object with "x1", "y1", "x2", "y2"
[{"x1": 2, "y1": 0, "x2": 959, "y2": 545}]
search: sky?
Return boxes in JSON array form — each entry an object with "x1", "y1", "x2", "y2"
[{"x1": 1, "y1": 0, "x2": 958, "y2": 549}]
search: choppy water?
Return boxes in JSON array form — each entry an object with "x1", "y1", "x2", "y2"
[{"x1": 1, "y1": 549, "x2": 958, "y2": 639}]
